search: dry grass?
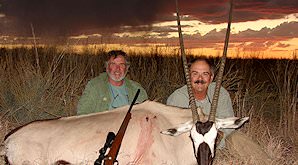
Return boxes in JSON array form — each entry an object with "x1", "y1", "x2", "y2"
[
  {"x1": 266, "y1": 60, "x2": 297, "y2": 142},
  {"x1": 0, "y1": 46, "x2": 297, "y2": 164}
]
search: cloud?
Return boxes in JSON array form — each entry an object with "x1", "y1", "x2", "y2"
[
  {"x1": 0, "y1": 0, "x2": 297, "y2": 38},
  {"x1": 144, "y1": 21, "x2": 298, "y2": 50},
  {"x1": 0, "y1": 0, "x2": 171, "y2": 37},
  {"x1": 175, "y1": 0, "x2": 298, "y2": 23},
  {"x1": 276, "y1": 42, "x2": 290, "y2": 48}
]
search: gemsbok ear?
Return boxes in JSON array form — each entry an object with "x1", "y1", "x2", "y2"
[
  {"x1": 215, "y1": 117, "x2": 249, "y2": 129},
  {"x1": 160, "y1": 120, "x2": 193, "y2": 136}
]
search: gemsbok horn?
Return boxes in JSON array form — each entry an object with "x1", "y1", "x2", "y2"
[{"x1": 161, "y1": 0, "x2": 248, "y2": 164}]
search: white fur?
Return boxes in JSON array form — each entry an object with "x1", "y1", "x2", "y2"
[
  {"x1": 190, "y1": 124, "x2": 218, "y2": 157},
  {"x1": 4, "y1": 101, "x2": 198, "y2": 165},
  {"x1": 161, "y1": 116, "x2": 249, "y2": 159},
  {"x1": 216, "y1": 117, "x2": 249, "y2": 129},
  {"x1": 4, "y1": 101, "x2": 248, "y2": 165},
  {"x1": 161, "y1": 116, "x2": 249, "y2": 136}
]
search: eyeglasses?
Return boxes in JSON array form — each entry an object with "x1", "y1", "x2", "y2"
[
  {"x1": 191, "y1": 71, "x2": 211, "y2": 79},
  {"x1": 108, "y1": 62, "x2": 130, "y2": 69}
]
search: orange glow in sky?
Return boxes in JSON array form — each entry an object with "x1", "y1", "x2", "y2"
[{"x1": 0, "y1": 1, "x2": 297, "y2": 59}]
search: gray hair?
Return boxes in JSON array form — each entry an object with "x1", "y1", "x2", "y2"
[{"x1": 189, "y1": 58, "x2": 215, "y2": 75}]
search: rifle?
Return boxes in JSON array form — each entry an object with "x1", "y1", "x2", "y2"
[
  {"x1": 103, "y1": 89, "x2": 140, "y2": 165},
  {"x1": 94, "y1": 132, "x2": 115, "y2": 165}
]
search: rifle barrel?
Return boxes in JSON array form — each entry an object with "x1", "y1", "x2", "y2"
[{"x1": 104, "y1": 89, "x2": 140, "y2": 165}]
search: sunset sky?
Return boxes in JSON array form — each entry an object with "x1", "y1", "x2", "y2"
[{"x1": 0, "y1": 0, "x2": 297, "y2": 59}]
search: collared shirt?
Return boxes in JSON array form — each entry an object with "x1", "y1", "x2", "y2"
[
  {"x1": 77, "y1": 72, "x2": 148, "y2": 115},
  {"x1": 166, "y1": 82, "x2": 235, "y2": 148},
  {"x1": 108, "y1": 83, "x2": 129, "y2": 110}
]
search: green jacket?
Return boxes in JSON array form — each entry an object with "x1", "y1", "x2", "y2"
[{"x1": 77, "y1": 72, "x2": 148, "y2": 115}]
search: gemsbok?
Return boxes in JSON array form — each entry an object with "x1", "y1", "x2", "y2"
[
  {"x1": 2, "y1": 0, "x2": 249, "y2": 165},
  {"x1": 2, "y1": 100, "x2": 248, "y2": 165}
]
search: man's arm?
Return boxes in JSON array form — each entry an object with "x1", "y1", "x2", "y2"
[
  {"x1": 137, "y1": 86, "x2": 148, "y2": 102},
  {"x1": 217, "y1": 87, "x2": 235, "y2": 148},
  {"x1": 126, "y1": 79, "x2": 148, "y2": 103},
  {"x1": 217, "y1": 87, "x2": 234, "y2": 118},
  {"x1": 166, "y1": 86, "x2": 189, "y2": 108},
  {"x1": 76, "y1": 81, "x2": 96, "y2": 115}
]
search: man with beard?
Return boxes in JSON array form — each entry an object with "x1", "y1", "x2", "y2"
[
  {"x1": 77, "y1": 50, "x2": 148, "y2": 115},
  {"x1": 167, "y1": 58, "x2": 272, "y2": 163},
  {"x1": 166, "y1": 58, "x2": 234, "y2": 148}
]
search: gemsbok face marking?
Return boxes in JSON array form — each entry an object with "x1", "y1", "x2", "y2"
[
  {"x1": 173, "y1": 0, "x2": 238, "y2": 163},
  {"x1": 161, "y1": 116, "x2": 249, "y2": 164}
]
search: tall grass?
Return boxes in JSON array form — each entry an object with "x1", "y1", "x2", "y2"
[
  {"x1": 0, "y1": 47, "x2": 106, "y2": 123},
  {"x1": 0, "y1": 46, "x2": 297, "y2": 164},
  {"x1": 266, "y1": 60, "x2": 298, "y2": 142}
]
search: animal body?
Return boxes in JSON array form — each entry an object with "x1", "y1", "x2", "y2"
[
  {"x1": 2, "y1": 101, "x2": 248, "y2": 165},
  {"x1": 1, "y1": 0, "x2": 242, "y2": 164}
]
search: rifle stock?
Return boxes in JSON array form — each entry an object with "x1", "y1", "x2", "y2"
[{"x1": 104, "y1": 89, "x2": 140, "y2": 165}]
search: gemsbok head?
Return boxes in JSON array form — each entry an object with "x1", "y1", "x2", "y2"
[{"x1": 161, "y1": 0, "x2": 248, "y2": 164}]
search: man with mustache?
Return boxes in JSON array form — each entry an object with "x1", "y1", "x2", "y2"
[
  {"x1": 77, "y1": 50, "x2": 148, "y2": 115},
  {"x1": 167, "y1": 58, "x2": 272, "y2": 163},
  {"x1": 167, "y1": 58, "x2": 234, "y2": 148}
]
